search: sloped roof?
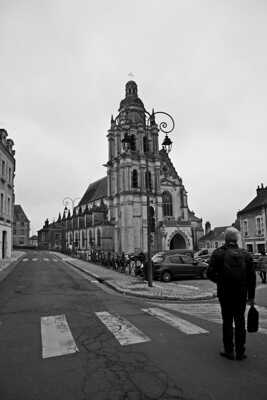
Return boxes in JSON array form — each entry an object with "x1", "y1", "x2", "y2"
[
  {"x1": 238, "y1": 187, "x2": 267, "y2": 215},
  {"x1": 79, "y1": 177, "x2": 107, "y2": 206},
  {"x1": 14, "y1": 205, "x2": 30, "y2": 222},
  {"x1": 199, "y1": 226, "x2": 228, "y2": 242}
]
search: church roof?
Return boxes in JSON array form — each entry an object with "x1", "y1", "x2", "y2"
[
  {"x1": 79, "y1": 177, "x2": 107, "y2": 206},
  {"x1": 199, "y1": 226, "x2": 228, "y2": 242}
]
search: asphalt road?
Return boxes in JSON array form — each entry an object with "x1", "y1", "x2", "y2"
[{"x1": 0, "y1": 250, "x2": 267, "y2": 400}]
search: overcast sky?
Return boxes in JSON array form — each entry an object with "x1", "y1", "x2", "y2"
[{"x1": 1, "y1": 0, "x2": 266, "y2": 235}]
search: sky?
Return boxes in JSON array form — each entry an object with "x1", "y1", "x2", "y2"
[{"x1": 0, "y1": 0, "x2": 266, "y2": 235}]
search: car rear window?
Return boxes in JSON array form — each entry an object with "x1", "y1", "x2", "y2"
[
  {"x1": 168, "y1": 256, "x2": 182, "y2": 263},
  {"x1": 152, "y1": 254, "x2": 164, "y2": 263},
  {"x1": 180, "y1": 255, "x2": 193, "y2": 264}
]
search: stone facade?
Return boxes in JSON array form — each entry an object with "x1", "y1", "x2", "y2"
[
  {"x1": 63, "y1": 81, "x2": 203, "y2": 256},
  {"x1": 0, "y1": 129, "x2": 15, "y2": 258}
]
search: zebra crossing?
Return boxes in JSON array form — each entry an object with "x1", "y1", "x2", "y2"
[
  {"x1": 39, "y1": 303, "x2": 267, "y2": 359},
  {"x1": 22, "y1": 257, "x2": 59, "y2": 262}
]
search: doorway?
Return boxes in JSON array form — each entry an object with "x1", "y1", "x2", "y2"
[{"x1": 170, "y1": 233, "x2": 186, "y2": 249}]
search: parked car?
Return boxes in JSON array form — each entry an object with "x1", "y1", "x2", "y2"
[
  {"x1": 151, "y1": 252, "x2": 208, "y2": 282},
  {"x1": 194, "y1": 248, "x2": 214, "y2": 264}
]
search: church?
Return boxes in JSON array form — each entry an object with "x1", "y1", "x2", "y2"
[{"x1": 65, "y1": 81, "x2": 203, "y2": 255}]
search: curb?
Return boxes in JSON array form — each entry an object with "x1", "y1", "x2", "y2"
[{"x1": 57, "y1": 255, "x2": 216, "y2": 301}]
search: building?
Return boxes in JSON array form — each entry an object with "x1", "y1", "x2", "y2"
[
  {"x1": 13, "y1": 204, "x2": 30, "y2": 247},
  {"x1": 62, "y1": 81, "x2": 203, "y2": 255},
  {"x1": 38, "y1": 216, "x2": 65, "y2": 251},
  {"x1": 29, "y1": 235, "x2": 38, "y2": 247},
  {"x1": 237, "y1": 184, "x2": 267, "y2": 253},
  {"x1": 198, "y1": 221, "x2": 242, "y2": 250},
  {"x1": 0, "y1": 129, "x2": 15, "y2": 259}
]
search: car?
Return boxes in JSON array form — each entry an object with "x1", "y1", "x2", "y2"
[{"x1": 152, "y1": 252, "x2": 208, "y2": 282}]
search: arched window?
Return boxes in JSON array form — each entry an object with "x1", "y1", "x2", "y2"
[
  {"x1": 143, "y1": 136, "x2": 149, "y2": 153},
  {"x1": 97, "y1": 229, "x2": 101, "y2": 247},
  {"x1": 130, "y1": 135, "x2": 136, "y2": 151},
  {"x1": 162, "y1": 191, "x2": 173, "y2": 216},
  {"x1": 132, "y1": 169, "x2": 138, "y2": 188},
  {"x1": 145, "y1": 171, "x2": 152, "y2": 191}
]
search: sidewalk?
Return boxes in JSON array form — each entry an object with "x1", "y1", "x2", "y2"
[
  {"x1": 0, "y1": 251, "x2": 26, "y2": 282},
  {"x1": 51, "y1": 252, "x2": 217, "y2": 301}
]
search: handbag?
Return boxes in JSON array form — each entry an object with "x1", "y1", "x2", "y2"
[{"x1": 247, "y1": 305, "x2": 259, "y2": 333}]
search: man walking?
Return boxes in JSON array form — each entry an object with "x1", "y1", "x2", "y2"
[
  {"x1": 258, "y1": 250, "x2": 267, "y2": 283},
  {"x1": 207, "y1": 227, "x2": 256, "y2": 360}
]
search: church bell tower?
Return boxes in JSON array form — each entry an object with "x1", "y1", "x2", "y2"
[{"x1": 106, "y1": 81, "x2": 162, "y2": 254}]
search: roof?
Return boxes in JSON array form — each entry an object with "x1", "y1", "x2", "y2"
[
  {"x1": 238, "y1": 186, "x2": 267, "y2": 215},
  {"x1": 199, "y1": 226, "x2": 228, "y2": 242},
  {"x1": 14, "y1": 205, "x2": 30, "y2": 222},
  {"x1": 79, "y1": 177, "x2": 107, "y2": 206}
]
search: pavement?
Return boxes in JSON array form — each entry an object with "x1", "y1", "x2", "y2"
[
  {"x1": 51, "y1": 252, "x2": 217, "y2": 301},
  {"x1": 0, "y1": 250, "x2": 25, "y2": 282}
]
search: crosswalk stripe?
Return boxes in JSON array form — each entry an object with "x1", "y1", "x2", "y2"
[
  {"x1": 43, "y1": 258, "x2": 49, "y2": 261},
  {"x1": 95, "y1": 311, "x2": 150, "y2": 346},
  {"x1": 32, "y1": 258, "x2": 38, "y2": 261},
  {"x1": 41, "y1": 314, "x2": 79, "y2": 359},
  {"x1": 53, "y1": 259, "x2": 58, "y2": 262},
  {"x1": 142, "y1": 307, "x2": 209, "y2": 335},
  {"x1": 154, "y1": 303, "x2": 267, "y2": 334},
  {"x1": 22, "y1": 258, "x2": 28, "y2": 262}
]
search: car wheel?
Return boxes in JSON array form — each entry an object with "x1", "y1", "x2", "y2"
[{"x1": 161, "y1": 271, "x2": 172, "y2": 282}]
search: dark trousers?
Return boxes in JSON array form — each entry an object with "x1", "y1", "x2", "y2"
[
  {"x1": 260, "y1": 271, "x2": 266, "y2": 283},
  {"x1": 219, "y1": 296, "x2": 247, "y2": 355}
]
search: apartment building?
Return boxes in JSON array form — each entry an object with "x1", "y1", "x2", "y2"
[{"x1": 0, "y1": 129, "x2": 15, "y2": 258}]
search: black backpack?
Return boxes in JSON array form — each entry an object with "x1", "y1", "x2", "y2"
[
  {"x1": 222, "y1": 248, "x2": 247, "y2": 286},
  {"x1": 247, "y1": 305, "x2": 259, "y2": 333}
]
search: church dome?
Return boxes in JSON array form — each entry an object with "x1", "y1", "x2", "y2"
[{"x1": 119, "y1": 81, "x2": 145, "y2": 111}]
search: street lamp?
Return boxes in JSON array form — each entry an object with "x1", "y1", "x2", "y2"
[
  {"x1": 63, "y1": 197, "x2": 80, "y2": 254},
  {"x1": 120, "y1": 109, "x2": 174, "y2": 287}
]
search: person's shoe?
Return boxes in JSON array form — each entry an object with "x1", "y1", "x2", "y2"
[
  {"x1": 236, "y1": 353, "x2": 247, "y2": 360},
  {"x1": 220, "y1": 351, "x2": 235, "y2": 360}
]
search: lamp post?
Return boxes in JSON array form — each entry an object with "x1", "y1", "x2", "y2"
[
  {"x1": 63, "y1": 197, "x2": 80, "y2": 255},
  {"x1": 121, "y1": 109, "x2": 174, "y2": 287}
]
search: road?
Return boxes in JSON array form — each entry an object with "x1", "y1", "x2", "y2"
[{"x1": 0, "y1": 250, "x2": 267, "y2": 400}]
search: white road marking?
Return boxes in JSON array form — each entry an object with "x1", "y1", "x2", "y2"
[
  {"x1": 90, "y1": 280, "x2": 99, "y2": 283},
  {"x1": 41, "y1": 314, "x2": 79, "y2": 359},
  {"x1": 43, "y1": 258, "x2": 50, "y2": 261},
  {"x1": 22, "y1": 258, "x2": 28, "y2": 262},
  {"x1": 142, "y1": 307, "x2": 209, "y2": 335},
  {"x1": 95, "y1": 311, "x2": 150, "y2": 346},
  {"x1": 53, "y1": 259, "x2": 58, "y2": 262},
  {"x1": 32, "y1": 258, "x2": 38, "y2": 261},
  {"x1": 154, "y1": 303, "x2": 267, "y2": 335}
]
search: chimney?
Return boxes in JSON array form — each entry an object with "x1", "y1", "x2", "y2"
[{"x1": 257, "y1": 183, "x2": 266, "y2": 196}]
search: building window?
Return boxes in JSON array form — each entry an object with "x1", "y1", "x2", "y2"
[
  {"x1": 132, "y1": 169, "x2": 138, "y2": 188},
  {"x1": 243, "y1": 220, "x2": 248, "y2": 236},
  {"x1": 247, "y1": 244, "x2": 253, "y2": 253},
  {"x1": 8, "y1": 167, "x2": 11, "y2": 183},
  {"x1": 97, "y1": 229, "x2": 101, "y2": 247},
  {"x1": 256, "y1": 216, "x2": 263, "y2": 235},
  {"x1": 162, "y1": 191, "x2": 173, "y2": 216},
  {"x1": 0, "y1": 193, "x2": 3, "y2": 214},
  {"x1": 215, "y1": 241, "x2": 218, "y2": 248},
  {"x1": 145, "y1": 171, "x2": 152, "y2": 191},
  {"x1": 2, "y1": 160, "x2": 5, "y2": 176},
  {"x1": 7, "y1": 197, "x2": 10, "y2": 215},
  {"x1": 143, "y1": 136, "x2": 149, "y2": 153},
  {"x1": 130, "y1": 135, "x2": 136, "y2": 151}
]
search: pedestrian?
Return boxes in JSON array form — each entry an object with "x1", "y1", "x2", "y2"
[
  {"x1": 207, "y1": 227, "x2": 256, "y2": 361},
  {"x1": 258, "y1": 250, "x2": 267, "y2": 283}
]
